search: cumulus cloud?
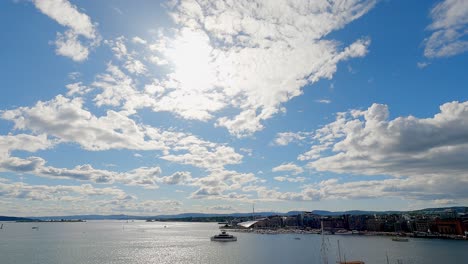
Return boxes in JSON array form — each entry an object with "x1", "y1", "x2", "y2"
[
  {"x1": 273, "y1": 131, "x2": 312, "y2": 146},
  {"x1": 0, "y1": 180, "x2": 128, "y2": 202},
  {"x1": 295, "y1": 100, "x2": 468, "y2": 202},
  {"x1": 161, "y1": 143, "x2": 242, "y2": 170},
  {"x1": 1, "y1": 94, "x2": 236, "y2": 159},
  {"x1": 0, "y1": 152, "x2": 194, "y2": 189},
  {"x1": 0, "y1": 178, "x2": 184, "y2": 216},
  {"x1": 32, "y1": 0, "x2": 100, "y2": 61},
  {"x1": 55, "y1": 30, "x2": 90, "y2": 61},
  {"x1": 1, "y1": 93, "x2": 250, "y2": 192},
  {"x1": 243, "y1": 185, "x2": 319, "y2": 202},
  {"x1": 132, "y1": 36, "x2": 147, "y2": 45},
  {"x1": 0, "y1": 134, "x2": 54, "y2": 157},
  {"x1": 118, "y1": 0, "x2": 375, "y2": 136},
  {"x1": 159, "y1": 171, "x2": 193, "y2": 185},
  {"x1": 66, "y1": 82, "x2": 91, "y2": 96},
  {"x1": 106, "y1": 37, "x2": 147, "y2": 75},
  {"x1": 273, "y1": 176, "x2": 306, "y2": 183},
  {"x1": 424, "y1": 0, "x2": 468, "y2": 58},
  {"x1": 190, "y1": 169, "x2": 257, "y2": 199},
  {"x1": 272, "y1": 162, "x2": 304, "y2": 175},
  {"x1": 2, "y1": 95, "x2": 166, "y2": 151},
  {"x1": 209, "y1": 205, "x2": 234, "y2": 211}
]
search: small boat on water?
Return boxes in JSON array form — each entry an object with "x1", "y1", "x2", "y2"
[
  {"x1": 32, "y1": 226, "x2": 39, "y2": 230},
  {"x1": 392, "y1": 237, "x2": 409, "y2": 242},
  {"x1": 211, "y1": 230, "x2": 237, "y2": 242}
]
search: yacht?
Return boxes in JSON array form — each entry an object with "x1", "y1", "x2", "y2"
[{"x1": 211, "y1": 230, "x2": 237, "y2": 242}]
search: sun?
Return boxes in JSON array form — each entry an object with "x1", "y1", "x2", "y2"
[{"x1": 164, "y1": 28, "x2": 217, "y2": 91}]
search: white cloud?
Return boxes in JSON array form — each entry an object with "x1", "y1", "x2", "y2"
[
  {"x1": 107, "y1": 37, "x2": 147, "y2": 75},
  {"x1": 1, "y1": 94, "x2": 250, "y2": 192},
  {"x1": 129, "y1": 0, "x2": 376, "y2": 136},
  {"x1": 190, "y1": 169, "x2": 257, "y2": 199},
  {"x1": 417, "y1": 62, "x2": 430, "y2": 69},
  {"x1": 1, "y1": 95, "x2": 244, "y2": 170},
  {"x1": 0, "y1": 134, "x2": 54, "y2": 158},
  {"x1": 32, "y1": 0, "x2": 99, "y2": 61},
  {"x1": 272, "y1": 162, "x2": 304, "y2": 175},
  {"x1": 273, "y1": 131, "x2": 312, "y2": 146},
  {"x1": 0, "y1": 151, "x2": 194, "y2": 189},
  {"x1": 0, "y1": 178, "x2": 187, "y2": 216},
  {"x1": 244, "y1": 185, "x2": 319, "y2": 202},
  {"x1": 159, "y1": 171, "x2": 193, "y2": 185},
  {"x1": 132, "y1": 36, "x2": 147, "y2": 45},
  {"x1": 316, "y1": 99, "x2": 332, "y2": 104},
  {"x1": 273, "y1": 176, "x2": 306, "y2": 183},
  {"x1": 0, "y1": 180, "x2": 128, "y2": 202},
  {"x1": 239, "y1": 148, "x2": 253, "y2": 156},
  {"x1": 125, "y1": 59, "x2": 147, "y2": 75},
  {"x1": 2, "y1": 95, "x2": 165, "y2": 151},
  {"x1": 209, "y1": 205, "x2": 234, "y2": 211},
  {"x1": 296, "y1": 101, "x2": 468, "y2": 202},
  {"x1": 424, "y1": 0, "x2": 468, "y2": 58},
  {"x1": 66, "y1": 82, "x2": 91, "y2": 96},
  {"x1": 32, "y1": 0, "x2": 96, "y2": 38},
  {"x1": 54, "y1": 30, "x2": 90, "y2": 61},
  {"x1": 161, "y1": 141, "x2": 243, "y2": 170}
]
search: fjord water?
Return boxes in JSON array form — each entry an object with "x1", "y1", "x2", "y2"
[{"x1": 0, "y1": 221, "x2": 466, "y2": 264}]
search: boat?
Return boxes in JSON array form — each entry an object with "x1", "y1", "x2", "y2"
[
  {"x1": 32, "y1": 226, "x2": 39, "y2": 230},
  {"x1": 392, "y1": 237, "x2": 409, "y2": 242},
  {"x1": 211, "y1": 230, "x2": 237, "y2": 242}
]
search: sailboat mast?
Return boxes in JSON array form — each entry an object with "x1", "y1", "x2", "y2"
[
  {"x1": 338, "y1": 240, "x2": 342, "y2": 263},
  {"x1": 252, "y1": 203, "x2": 255, "y2": 220},
  {"x1": 321, "y1": 220, "x2": 328, "y2": 264}
]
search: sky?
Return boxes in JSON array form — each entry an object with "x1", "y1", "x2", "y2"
[{"x1": 0, "y1": 0, "x2": 467, "y2": 217}]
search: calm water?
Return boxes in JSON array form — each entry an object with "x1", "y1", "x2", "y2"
[{"x1": 0, "y1": 221, "x2": 466, "y2": 264}]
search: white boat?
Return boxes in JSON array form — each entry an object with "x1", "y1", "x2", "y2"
[{"x1": 211, "y1": 230, "x2": 237, "y2": 242}]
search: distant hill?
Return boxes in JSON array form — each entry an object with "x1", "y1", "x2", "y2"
[
  {"x1": 0, "y1": 216, "x2": 36, "y2": 222},
  {"x1": 3, "y1": 206, "x2": 464, "y2": 221},
  {"x1": 29, "y1": 212, "x2": 281, "y2": 221}
]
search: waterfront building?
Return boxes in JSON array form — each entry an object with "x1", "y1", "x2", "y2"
[{"x1": 435, "y1": 219, "x2": 464, "y2": 235}]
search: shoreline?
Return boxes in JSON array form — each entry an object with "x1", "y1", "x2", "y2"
[{"x1": 226, "y1": 228, "x2": 468, "y2": 240}]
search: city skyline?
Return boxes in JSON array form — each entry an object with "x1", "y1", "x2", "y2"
[{"x1": 1, "y1": 0, "x2": 468, "y2": 216}]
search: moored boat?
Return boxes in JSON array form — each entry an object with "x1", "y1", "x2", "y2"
[{"x1": 392, "y1": 237, "x2": 409, "y2": 242}]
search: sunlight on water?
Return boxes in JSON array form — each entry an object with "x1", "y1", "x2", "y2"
[{"x1": 0, "y1": 221, "x2": 466, "y2": 264}]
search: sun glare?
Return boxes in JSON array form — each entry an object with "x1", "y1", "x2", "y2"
[{"x1": 164, "y1": 29, "x2": 217, "y2": 91}]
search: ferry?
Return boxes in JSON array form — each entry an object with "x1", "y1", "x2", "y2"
[{"x1": 211, "y1": 230, "x2": 237, "y2": 242}]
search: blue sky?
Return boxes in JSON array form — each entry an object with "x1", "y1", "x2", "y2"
[{"x1": 1, "y1": 0, "x2": 467, "y2": 216}]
